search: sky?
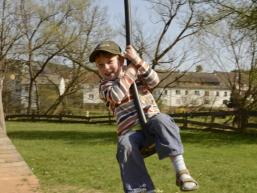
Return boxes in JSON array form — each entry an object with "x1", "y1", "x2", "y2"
[
  {"x1": 95, "y1": 0, "x2": 154, "y2": 42},
  {"x1": 96, "y1": 0, "x2": 151, "y2": 26}
]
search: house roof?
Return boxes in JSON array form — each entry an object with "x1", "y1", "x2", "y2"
[
  {"x1": 214, "y1": 71, "x2": 249, "y2": 88},
  {"x1": 157, "y1": 72, "x2": 229, "y2": 90}
]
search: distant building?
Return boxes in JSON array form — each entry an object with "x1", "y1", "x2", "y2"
[
  {"x1": 155, "y1": 72, "x2": 231, "y2": 108},
  {"x1": 82, "y1": 74, "x2": 102, "y2": 104},
  {"x1": 4, "y1": 61, "x2": 69, "y2": 114},
  {"x1": 4, "y1": 60, "x2": 247, "y2": 114},
  {"x1": 82, "y1": 72, "x2": 236, "y2": 110}
]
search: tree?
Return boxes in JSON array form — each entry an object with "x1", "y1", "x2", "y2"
[
  {"x1": 196, "y1": 1, "x2": 257, "y2": 131},
  {"x1": 119, "y1": 0, "x2": 208, "y2": 100},
  {"x1": 143, "y1": 0, "x2": 205, "y2": 70},
  {"x1": 17, "y1": 0, "x2": 77, "y2": 114},
  {"x1": 2, "y1": 63, "x2": 22, "y2": 115},
  {"x1": 1, "y1": 0, "x2": 112, "y2": 118},
  {"x1": 60, "y1": 0, "x2": 112, "y2": 74},
  {"x1": 196, "y1": 0, "x2": 257, "y2": 35},
  {"x1": 0, "y1": 0, "x2": 21, "y2": 134},
  {"x1": 195, "y1": 64, "x2": 203, "y2": 72},
  {"x1": 44, "y1": 0, "x2": 112, "y2": 114},
  {"x1": 234, "y1": 1, "x2": 257, "y2": 32}
]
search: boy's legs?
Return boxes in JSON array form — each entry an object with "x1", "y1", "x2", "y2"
[
  {"x1": 144, "y1": 113, "x2": 198, "y2": 191},
  {"x1": 116, "y1": 130, "x2": 155, "y2": 193},
  {"x1": 144, "y1": 113, "x2": 184, "y2": 159}
]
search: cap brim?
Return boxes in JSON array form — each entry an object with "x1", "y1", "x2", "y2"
[
  {"x1": 89, "y1": 50, "x2": 100, "y2": 63},
  {"x1": 89, "y1": 49, "x2": 121, "y2": 63}
]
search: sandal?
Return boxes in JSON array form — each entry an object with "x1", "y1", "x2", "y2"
[{"x1": 176, "y1": 169, "x2": 199, "y2": 191}]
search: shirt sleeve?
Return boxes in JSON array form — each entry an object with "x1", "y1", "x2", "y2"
[
  {"x1": 99, "y1": 64, "x2": 137, "y2": 104},
  {"x1": 137, "y1": 61, "x2": 160, "y2": 89}
]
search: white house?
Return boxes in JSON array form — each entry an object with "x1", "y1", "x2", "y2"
[
  {"x1": 155, "y1": 72, "x2": 231, "y2": 108},
  {"x1": 82, "y1": 71, "x2": 233, "y2": 109},
  {"x1": 83, "y1": 83, "x2": 102, "y2": 104}
]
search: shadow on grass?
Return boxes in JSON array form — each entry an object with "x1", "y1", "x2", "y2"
[
  {"x1": 180, "y1": 128, "x2": 257, "y2": 146},
  {"x1": 7, "y1": 127, "x2": 257, "y2": 147},
  {"x1": 7, "y1": 130, "x2": 117, "y2": 145}
]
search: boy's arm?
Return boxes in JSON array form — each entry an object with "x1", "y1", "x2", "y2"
[
  {"x1": 137, "y1": 61, "x2": 159, "y2": 89},
  {"x1": 124, "y1": 45, "x2": 159, "y2": 88},
  {"x1": 99, "y1": 64, "x2": 137, "y2": 104}
]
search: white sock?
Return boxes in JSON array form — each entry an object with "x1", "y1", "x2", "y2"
[
  {"x1": 171, "y1": 154, "x2": 187, "y2": 173},
  {"x1": 171, "y1": 155, "x2": 197, "y2": 190}
]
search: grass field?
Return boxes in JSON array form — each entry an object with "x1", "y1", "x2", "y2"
[{"x1": 6, "y1": 121, "x2": 257, "y2": 193}]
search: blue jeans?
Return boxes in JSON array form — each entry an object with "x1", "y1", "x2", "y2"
[{"x1": 116, "y1": 113, "x2": 184, "y2": 193}]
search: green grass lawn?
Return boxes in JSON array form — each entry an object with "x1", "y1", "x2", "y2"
[{"x1": 6, "y1": 121, "x2": 257, "y2": 193}]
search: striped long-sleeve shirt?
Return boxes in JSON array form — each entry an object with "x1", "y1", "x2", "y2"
[{"x1": 99, "y1": 61, "x2": 160, "y2": 135}]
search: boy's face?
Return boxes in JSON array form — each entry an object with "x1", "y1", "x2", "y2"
[{"x1": 95, "y1": 54, "x2": 124, "y2": 80}]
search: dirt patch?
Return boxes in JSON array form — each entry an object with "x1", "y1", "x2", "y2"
[
  {"x1": 0, "y1": 176, "x2": 41, "y2": 193},
  {"x1": 42, "y1": 185, "x2": 104, "y2": 193}
]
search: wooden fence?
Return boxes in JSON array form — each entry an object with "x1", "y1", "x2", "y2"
[
  {"x1": 170, "y1": 111, "x2": 257, "y2": 131},
  {"x1": 5, "y1": 111, "x2": 257, "y2": 131},
  {"x1": 5, "y1": 114, "x2": 115, "y2": 124}
]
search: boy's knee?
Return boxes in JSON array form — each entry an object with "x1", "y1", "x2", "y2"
[
  {"x1": 148, "y1": 113, "x2": 180, "y2": 132},
  {"x1": 118, "y1": 138, "x2": 133, "y2": 152},
  {"x1": 116, "y1": 133, "x2": 143, "y2": 163},
  {"x1": 116, "y1": 136, "x2": 133, "y2": 162}
]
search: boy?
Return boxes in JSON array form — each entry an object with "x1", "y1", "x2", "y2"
[{"x1": 89, "y1": 40, "x2": 198, "y2": 193}]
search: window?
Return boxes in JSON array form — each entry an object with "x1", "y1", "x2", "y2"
[
  {"x1": 224, "y1": 91, "x2": 227, "y2": 97},
  {"x1": 204, "y1": 99, "x2": 210, "y2": 104},
  {"x1": 204, "y1": 91, "x2": 209, "y2": 96},
  {"x1": 194, "y1": 90, "x2": 200, "y2": 96},
  {"x1": 175, "y1": 90, "x2": 181, "y2": 95},
  {"x1": 24, "y1": 85, "x2": 29, "y2": 92},
  {"x1": 216, "y1": 91, "x2": 220, "y2": 96},
  {"x1": 176, "y1": 99, "x2": 181, "y2": 105},
  {"x1": 88, "y1": 94, "x2": 94, "y2": 100},
  {"x1": 164, "y1": 90, "x2": 168, "y2": 95},
  {"x1": 88, "y1": 84, "x2": 95, "y2": 90},
  {"x1": 185, "y1": 90, "x2": 189, "y2": 95}
]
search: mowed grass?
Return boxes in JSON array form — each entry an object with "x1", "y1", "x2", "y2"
[{"x1": 6, "y1": 121, "x2": 257, "y2": 193}]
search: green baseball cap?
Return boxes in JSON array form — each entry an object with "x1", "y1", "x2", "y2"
[{"x1": 89, "y1": 40, "x2": 122, "y2": 62}]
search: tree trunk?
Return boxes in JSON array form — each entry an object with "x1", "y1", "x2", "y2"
[
  {"x1": 0, "y1": 78, "x2": 6, "y2": 135},
  {"x1": 27, "y1": 81, "x2": 33, "y2": 114},
  {"x1": 234, "y1": 108, "x2": 248, "y2": 132}
]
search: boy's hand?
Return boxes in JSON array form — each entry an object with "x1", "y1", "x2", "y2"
[{"x1": 124, "y1": 45, "x2": 143, "y2": 68}]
